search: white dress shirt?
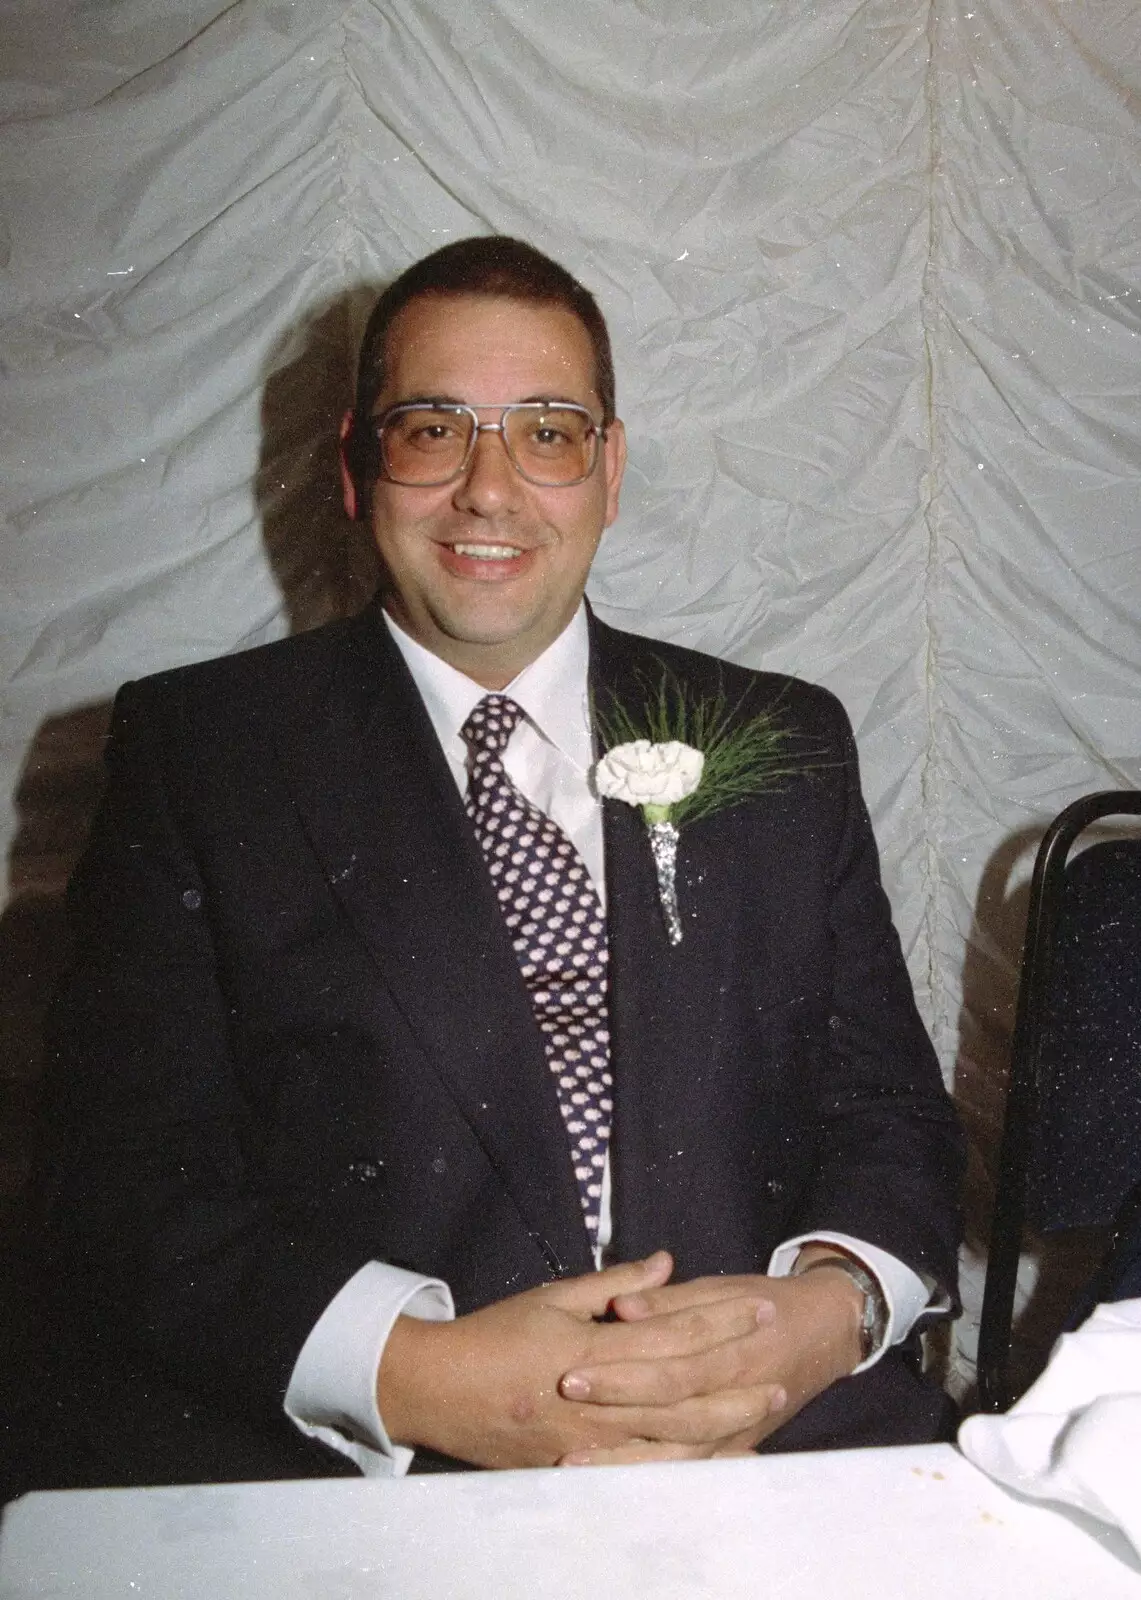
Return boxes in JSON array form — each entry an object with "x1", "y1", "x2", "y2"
[{"x1": 284, "y1": 605, "x2": 935, "y2": 1474}]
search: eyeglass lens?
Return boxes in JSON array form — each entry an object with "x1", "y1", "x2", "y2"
[{"x1": 379, "y1": 405, "x2": 597, "y2": 486}]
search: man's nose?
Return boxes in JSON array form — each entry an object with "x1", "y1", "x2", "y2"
[{"x1": 452, "y1": 424, "x2": 524, "y2": 515}]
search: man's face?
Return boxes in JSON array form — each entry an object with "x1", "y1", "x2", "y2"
[{"x1": 347, "y1": 293, "x2": 626, "y2": 689}]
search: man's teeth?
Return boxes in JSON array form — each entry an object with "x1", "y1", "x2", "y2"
[{"x1": 451, "y1": 543, "x2": 522, "y2": 560}]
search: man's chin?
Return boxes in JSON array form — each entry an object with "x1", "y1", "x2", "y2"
[{"x1": 420, "y1": 603, "x2": 577, "y2": 685}]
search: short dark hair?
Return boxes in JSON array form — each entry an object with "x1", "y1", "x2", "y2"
[{"x1": 345, "y1": 236, "x2": 615, "y2": 505}]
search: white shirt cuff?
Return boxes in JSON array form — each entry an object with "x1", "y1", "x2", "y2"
[
  {"x1": 284, "y1": 1262, "x2": 454, "y2": 1477},
  {"x1": 767, "y1": 1232, "x2": 945, "y2": 1373}
]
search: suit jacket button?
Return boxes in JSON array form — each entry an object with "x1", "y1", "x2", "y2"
[
  {"x1": 431, "y1": 1156, "x2": 447, "y2": 1175},
  {"x1": 181, "y1": 888, "x2": 203, "y2": 911},
  {"x1": 765, "y1": 1178, "x2": 784, "y2": 1198}
]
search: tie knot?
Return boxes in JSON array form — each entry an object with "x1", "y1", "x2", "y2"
[{"x1": 461, "y1": 694, "x2": 525, "y2": 756}]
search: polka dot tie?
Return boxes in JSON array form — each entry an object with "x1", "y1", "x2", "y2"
[{"x1": 462, "y1": 694, "x2": 612, "y2": 1246}]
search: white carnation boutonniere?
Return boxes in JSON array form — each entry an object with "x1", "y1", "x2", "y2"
[
  {"x1": 595, "y1": 739, "x2": 706, "y2": 820},
  {"x1": 593, "y1": 669, "x2": 805, "y2": 945},
  {"x1": 595, "y1": 741, "x2": 704, "y2": 945}
]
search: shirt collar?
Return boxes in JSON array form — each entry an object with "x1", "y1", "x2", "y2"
[{"x1": 382, "y1": 604, "x2": 594, "y2": 772}]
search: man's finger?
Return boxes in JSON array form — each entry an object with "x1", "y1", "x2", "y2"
[
  {"x1": 560, "y1": 1298, "x2": 774, "y2": 1400},
  {"x1": 610, "y1": 1274, "x2": 769, "y2": 1322},
  {"x1": 559, "y1": 1439, "x2": 710, "y2": 1467},
  {"x1": 541, "y1": 1250, "x2": 674, "y2": 1318},
  {"x1": 559, "y1": 1319, "x2": 777, "y2": 1405},
  {"x1": 559, "y1": 1379, "x2": 788, "y2": 1458},
  {"x1": 596, "y1": 1382, "x2": 788, "y2": 1448}
]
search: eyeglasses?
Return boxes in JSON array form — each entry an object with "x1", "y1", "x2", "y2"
[{"x1": 372, "y1": 401, "x2": 604, "y2": 488}]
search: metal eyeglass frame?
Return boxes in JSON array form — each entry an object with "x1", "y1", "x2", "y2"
[{"x1": 371, "y1": 400, "x2": 605, "y2": 488}]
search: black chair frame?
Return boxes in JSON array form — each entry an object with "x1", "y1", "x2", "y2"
[{"x1": 975, "y1": 789, "x2": 1141, "y2": 1414}]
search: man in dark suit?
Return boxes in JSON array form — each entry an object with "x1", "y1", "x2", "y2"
[{"x1": 44, "y1": 237, "x2": 964, "y2": 1485}]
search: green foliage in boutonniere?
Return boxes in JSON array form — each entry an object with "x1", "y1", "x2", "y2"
[{"x1": 593, "y1": 664, "x2": 803, "y2": 828}]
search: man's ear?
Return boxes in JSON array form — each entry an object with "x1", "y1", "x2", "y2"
[
  {"x1": 339, "y1": 410, "x2": 361, "y2": 522},
  {"x1": 603, "y1": 418, "x2": 627, "y2": 529}
]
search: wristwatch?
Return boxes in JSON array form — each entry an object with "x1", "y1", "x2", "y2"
[{"x1": 791, "y1": 1253, "x2": 889, "y2": 1363}]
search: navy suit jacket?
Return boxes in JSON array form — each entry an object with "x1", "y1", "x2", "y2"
[{"x1": 43, "y1": 602, "x2": 964, "y2": 1484}]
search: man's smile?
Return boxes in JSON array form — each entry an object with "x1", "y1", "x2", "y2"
[
  {"x1": 437, "y1": 538, "x2": 538, "y2": 582},
  {"x1": 449, "y1": 541, "x2": 525, "y2": 561}
]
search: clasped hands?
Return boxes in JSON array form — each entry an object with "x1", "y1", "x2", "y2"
[{"x1": 379, "y1": 1248, "x2": 867, "y2": 1470}]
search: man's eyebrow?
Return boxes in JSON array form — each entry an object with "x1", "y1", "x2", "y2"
[
  {"x1": 517, "y1": 394, "x2": 587, "y2": 407},
  {"x1": 378, "y1": 393, "x2": 588, "y2": 410},
  {"x1": 378, "y1": 393, "x2": 465, "y2": 410}
]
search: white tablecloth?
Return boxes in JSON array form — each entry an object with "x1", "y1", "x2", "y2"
[
  {"x1": 3, "y1": 1444, "x2": 1140, "y2": 1599},
  {"x1": 960, "y1": 1301, "x2": 1141, "y2": 1559}
]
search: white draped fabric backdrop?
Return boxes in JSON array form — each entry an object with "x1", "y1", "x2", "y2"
[{"x1": 2, "y1": 0, "x2": 1139, "y2": 1393}]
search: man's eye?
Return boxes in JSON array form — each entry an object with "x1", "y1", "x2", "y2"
[
  {"x1": 528, "y1": 425, "x2": 574, "y2": 451},
  {"x1": 405, "y1": 420, "x2": 461, "y2": 448}
]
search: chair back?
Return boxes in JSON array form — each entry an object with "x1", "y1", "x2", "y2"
[{"x1": 1027, "y1": 838, "x2": 1141, "y2": 1231}]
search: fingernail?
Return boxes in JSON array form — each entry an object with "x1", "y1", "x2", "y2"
[
  {"x1": 561, "y1": 1452, "x2": 591, "y2": 1466},
  {"x1": 754, "y1": 1299, "x2": 777, "y2": 1325},
  {"x1": 642, "y1": 1250, "x2": 668, "y2": 1270},
  {"x1": 560, "y1": 1373, "x2": 591, "y2": 1399},
  {"x1": 770, "y1": 1386, "x2": 788, "y2": 1413}
]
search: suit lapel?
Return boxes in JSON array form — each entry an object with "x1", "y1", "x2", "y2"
[
  {"x1": 589, "y1": 617, "x2": 741, "y2": 1261},
  {"x1": 268, "y1": 606, "x2": 592, "y2": 1277}
]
